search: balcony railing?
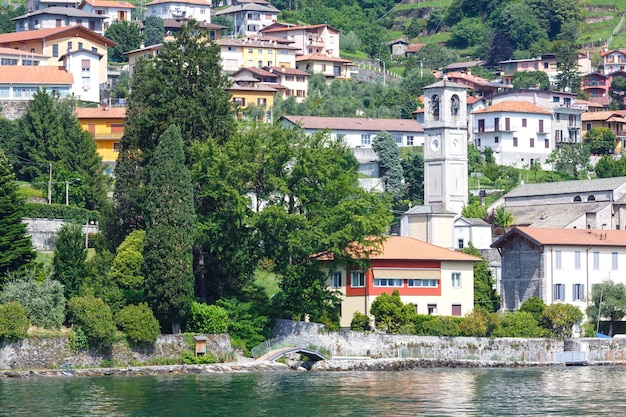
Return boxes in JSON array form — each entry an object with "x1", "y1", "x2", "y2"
[{"x1": 93, "y1": 133, "x2": 123, "y2": 140}]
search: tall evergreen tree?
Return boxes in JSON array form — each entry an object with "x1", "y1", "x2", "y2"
[
  {"x1": 52, "y1": 223, "x2": 88, "y2": 300},
  {"x1": 144, "y1": 125, "x2": 195, "y2": 334},
  {"x1": 372, "y1": 130, "x2": 404, "y2": 199},
  {"x1": 0, "y1": 148, "x2": 35, "y2": 284}
]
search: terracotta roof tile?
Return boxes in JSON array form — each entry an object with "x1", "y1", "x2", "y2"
[
  {"x1": 493, "y1": 226, "x2": 626, "y2": 247},
  {"x1": 75, "y1": 107, "x2": 126, "y2": 118},
  {"x1": 147, "y1": 0, "x2": 210, "y2": 5},
  {"x1": 296, "y1": 53, "x2": 352, "y2": 64},
  {"x1": 0, "y1": 25, "x2": 116, "y2": 47},
  {"x1": 582, "y1": 111, "x2": 626, "y2": 122},
  {"x1": 0, "y1": 66, "x2": 73, "y2": 84},
  {"x1": 0, "y1": 47, "x2": 48, "y2": 58},
  {"x1": 80, "y1": 0, "x2": 135, "y2": 8},
  {"x1": 282, "y1": 115, "x2": 424, "y2": 133},
  {"x1": 472, "y1": 100, "x2": 552, "y2": 115},
  {"x1": 264, "y1": 66, "x2": 309, "y2": 76}
]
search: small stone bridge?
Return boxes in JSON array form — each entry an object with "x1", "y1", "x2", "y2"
[{"x1": 251, "y1": 338, "x2": 329, "y2": 362}]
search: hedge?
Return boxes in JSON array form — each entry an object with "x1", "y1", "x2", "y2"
[{"x1": 23, "y1": 203, "x2": 99, "y2": 223}]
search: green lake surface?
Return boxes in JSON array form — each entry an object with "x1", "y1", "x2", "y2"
[{"x1": 1, "y1": 366, "x2": 624, "y2": 416}]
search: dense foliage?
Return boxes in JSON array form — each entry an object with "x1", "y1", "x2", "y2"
[
  {"x1": 105, "y1": 21, "x2": 142, "y2": 63},
  {"x1": 586, "y1": 280, "x2": 626, "y2": 336},
  {"x1": 115, "y1": 303, "x2": 161, "y2": 346},
  {"x1": 67, "y1": 295, "x2": 118, "y2": 349},
  {"x1": 52, "y1": 223, "x2": 88, "y2": 300},
  {"x1": 187, "y1": 302, "x2": 229, "y2": 334},
  {"x1": 0, "y1": 301, "x2": 29, "y2": 342}
]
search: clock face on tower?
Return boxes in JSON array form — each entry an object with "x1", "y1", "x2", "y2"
[
  {"x1": 452, "y1": 138, "x2": 460, "y2": 150},
  {"x1": 430, "y1": 137, "x2": 440, "y2": 152}
]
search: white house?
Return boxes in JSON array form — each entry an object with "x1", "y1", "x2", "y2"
[
  {"x1": 27, "y1": 0, "x2": 79, "y2": 12},
  {"x1": 13, "y1": 7, "x2": 105, "y2": 35},
  {"x1": 492, "y1": 226, "x2": 626, "y2": 316},
  {"x1": 78, "y1": 0, "x2": 135, "y2": 31},
  {"x1": 472, "y1": 100, "x2": 554, "y2": 169},
  {"x1": 453, "y1": 217, "x2": 492, "y2": 250},
  {"x1": 146, "y1": 0, "x2": 211, "y2": 21},
  {"x1": 0, "y1": 66, "x2": 73, "y2": 100},
  {"x1": 59, "y1": 48, "x2": 102, "y2": 102},
  {"x1": 230, "y1": 66, "x2": 309, "y2": 102},
  {"x1": 0, "y1": 46, "x2": 49, "y2": 66},
  {"x1": 213, "y1": 2, "x2": 279, "y2": 37},
  {"x1": 217, "y1": 37, "x2": 300, "y2": 73},
  {"x1": 296, "y1": 53, "x2": 353, "y2": 79},
  {"x1": 260, "y1": 22, "x2": 340, "y2": 58}
]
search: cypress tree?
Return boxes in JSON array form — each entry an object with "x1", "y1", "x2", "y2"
[
  {"x1": 144, "y1": 125, "x2": 195, "y2": 334},
  {"x1": 52, "y1": 223, "x2": 88, "y2": 300},
  {"x1": 0, "y1": 148, "x2": 35, "y2": 284}
]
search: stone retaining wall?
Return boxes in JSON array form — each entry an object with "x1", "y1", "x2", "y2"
[{"x1": 0, "y1": 334, "x2": 232, "y2": 371}]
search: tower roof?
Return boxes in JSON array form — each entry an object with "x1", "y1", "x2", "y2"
[{"x1": 423, "y1": 77, "x2": 468, "y2": 90}]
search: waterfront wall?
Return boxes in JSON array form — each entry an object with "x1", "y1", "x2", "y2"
[
  {"x1": 0, "y1": 334, "x2": 232, "y2": 371},
  {"x1": 272, "y1": 319, "x2": 626, "y2": 365}
]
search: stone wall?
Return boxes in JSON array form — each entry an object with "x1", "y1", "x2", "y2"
[
  {"x1": 0, "y1": 334, "x2": 232, "y2": 370},
  {"x1": 22, "y1": 218, "x2": 99, "y2": 251},
  {"x1": 0, "y1": 100, "x2": 28, "y2": 121}
]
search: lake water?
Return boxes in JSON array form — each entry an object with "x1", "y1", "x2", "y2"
[{"x1": 1, "y1": 366, "x2": 624, "y2": 416}]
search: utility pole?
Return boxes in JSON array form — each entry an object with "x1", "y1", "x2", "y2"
[
  {"x1": 48, "y1": 163, "x2": 52, "y2": 204},
  {"x1": 65, "y1": 180, "x2": 69, "y2": 205}
]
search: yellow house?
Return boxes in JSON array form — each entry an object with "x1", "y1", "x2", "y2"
[
  {"x1": 228, "y1": 76, "x2": 277, "y2": 113},
  {"x1": 0, "y1": 25, "x2": 116, "y2": 85},
  {"x1": 75, "y1": 106, "x2": 126, "y2": 168},
  {"x1": 581, "y1": 110, "x2": 626, "y2": 153}
]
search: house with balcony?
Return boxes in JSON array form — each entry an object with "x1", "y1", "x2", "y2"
[
  {"x1": 78, "y1": 0, "x2": 135, "y2": 31},
  {"x1": 581, "y1": 72, "x2": 612, "y2": 107},
  {"x1": 228, "y1": 74, "x2": 277, "y2": 118},
  {"x1": 499, "y1": 55, "x2": 558, "y2": 86},
  {"x1": 0, "y1": 25, "x2": 115, "y2": 85},
  {"x1": 162, "y1": 18, "x2": 224, "y2": 41},
  {"x1": 318, "y1": 235, "x2": 480, "y2": 327},
  {"x1": 492, "y1": 226, "x2": 626, "y2": 315},
  {"x1": 0, "y1": 46, "x2": 48, "y2": 66},
  {"x1": 601, "y1": 49, "x2": 626, "y2": 75},
  {"x1": 472, "y1": 101, "x2": 554, "y2": 169},
  {"x1": 27, "y1": 0, "x2": 79, "y2": 12},
  {"x1": 58, "y1": 48, "x2": 103, "y2": 102},
  {"x1": 231, "y1": 66, "x2": 309, "y2": 102},
  {"x1": 445, "y1": 70, "x2": 510, "y2": 97},
  {"x1": 489, "y1": 89, "x2": 585, "y2": 148},
  {"x1": 581, "y1": 111, "x2": 626, "y2": 153},
  {"x1": 12, "y1": 7, "x2": 106, "y2": 35},
  {"x1": 296, "y1": 53, "x2": 353, "y2": 79},
  {"x1": 218, "y1": 37, "x2": 299, "y2": 73},
  {"x1": 213, "y1": 1, "x2": 279, "y2": 37},
  {"x1": 260, "y1": 22, "x2": 340, "y2": 58},
  {"x1": 146, "y1": 0, "x2": 211, "y2": 21},
  {"x1": 75, "y1": 106, "x2": 126, "y2": 169},
  {"x1": 0, "y1": 66, "x2": 73, "y2": 102}
]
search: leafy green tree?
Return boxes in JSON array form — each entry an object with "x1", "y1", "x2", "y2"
[
  {"x1": 586, "y1": 280, "x2": 626, "y2": 336},
  {"x1": 490, "y1": 2, "x2": 547, "y2": 52},
  {"x1": 143, "y1": 15, "x2": 164, "y2": 46},
  {"x1": 67, "y1": 295, "x2": 117, "y2": 349},
  {"x1": 404, "y1": 18, "x2": 425, "y2": 39},
  {"x1": 339, "y1": 30, "x2": 361, "y2": 53},
  {"x1": 462, "y1": 200, "x2": 487, "y2": 220},
  {"x1": 105, "y1": 21, "x2": 142, "y2": 62},
  {"x1": 595, "y1": 154, "x2": 626, "y2": 178},
  {"x1": 0, "y1": 149, "x2": 35, "y2": 283},
  {"x1": 493, "y1": 205, "x2": 514, "y2": 228},
  {"x1": 485, "y1": 30, "x2": 514, "y2": 66},
  {"x1": 450, "y1": 17, "x2": 485, "y2": 48},
  {"x1": 350, "y1": 311, "x2": 371, "y2": 331},
  {"x1": 144, "y1": 126, "x2": 195, "y2": 334},
  {"x1": 546, "y1": 143, "x2": 590, "y2": 179},
  {"x1": 217, "y1": 295, "x2": 271, "y2": 354},
  {"x1": 584, "y1": 127, "x2": 616, "y2": 155},
  {"x1": 554, "y1": 21, "x2": 582, "y2": 94},
  {"x1": 541, "y1": 303, "x2": 582, "y2": 337},
  {"x1": 401, "y1": 148, "x2": 424, "y2": 204},
  {"x1": 467, "y1": 144, "x2": 483, "y2": 172},
  {"x1": 372, "y1": 131, "x2": 403, "y2": 199},
  {"x1": 109, "y1": 230, "x2": 146, "y2": 306},
  {"x1": 519, "y1": 296, "x2": 546, "y2": 323},
  {"x1": 493, "y1": 311, "x2": 549, "y2": 337},
  {"x1": 115, "y1": 303, "x2": 160, "y2": 346},
  {"x1": 0, "y1": 117, "x2": 18, "y2": 157},
  {"x1": 0, "y1": 5, "x2": 26, "y2": 34},
  {"x1": 512, "y1": 71, "x2": 550, "y2": 90},
  {"x1": 459, "y1": 308, "x2": 501, "y2": 337},
  {"x1": 186, "y1": 302, "x2": 228, "y2": 334},
  {"x1": 0, "y1": 301, "x2": 29, "y2": 342},
  {"x1": 52, "y1": 223, "x2": 87, "y2": 300},
  {"x1": 0, "y1": 273, "x2": 65, "y2": 329},
  {"x1": 370, "y1": 290, "x2": 416, "y2": 333},
  {"x1": 211, "y1": 15, "x2": 233, "y2": 37},
  {"x1": 463, "y1": 243, "x2": 500, "y2": 312}
]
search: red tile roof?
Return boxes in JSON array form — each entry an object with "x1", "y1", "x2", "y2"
[
  {"x1": 472, "y1": 100, "x2": 552, "y2": 115},
  {"x1": 296, "y1": 53, "x2": 352, "y2": 64},
  {"x1": 0, "y1": 47, "x2": 47, "y2": 58},
  {"x1": 264, "y1": 66, "x2": 309, "y2": 76},
  {"x1": 0, "y1": 66, "x2": 73, "y2": 84},
  {"x1": 582, "y1": 111, "x2": 626, "y2": 122},
  {"x1": 0, "y1": 25, "x2": 116, "y2": 47},
  {"x1": 79, "y1": 0, "x2": 135, "y2": 8},
  {"x1": 75, "y1": 107, "x2": 126, "y2": 118},
  {"x1": 147, "y1": 0, "x2": 210, "y2": 5},
  {"x1": 282, "y1": 115, "x2": 424, "y2": 133},
  {"x1": 260, "y1": 23, "x2": 339, "y2": 34},
  {"x1": 493, "y1": 226, "x2": 626, "y2": 247}
]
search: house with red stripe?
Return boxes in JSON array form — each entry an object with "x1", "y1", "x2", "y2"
[{"x1": 318, "y1": 236, "x2": 480, "y2": 327}]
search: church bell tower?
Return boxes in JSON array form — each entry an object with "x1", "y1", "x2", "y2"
[{"x1": 422, "y1": 78, "x2": 468, "y2": 215}]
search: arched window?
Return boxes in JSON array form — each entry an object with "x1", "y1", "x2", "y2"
[
  {"x1": 431, "y1": 94, "x2": 440, "y2": 120},
  {"x1": 588, "y1": 195, "x2": 596, "y2": 202},
  {"x1": 451, "y1": 94, "x2": 460, "y2": 115},
  {"x1": 573, "y1": 196, "x2": 582, "y2": 202}
]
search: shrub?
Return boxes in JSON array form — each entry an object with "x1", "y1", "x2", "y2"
[
  {"x1": 180, "y1": 350, "x2": 218, "y2": 364},
  {"x1": 421, "y1": 316, "x2": 462, "y2": 336},
  {"x1": 370, "y1": 290, "x2": 416, "y2": 333},
  {"x1": 541, "y1": 303, "x2": 583, "y2": 337},
  {"x1": 0, "y1": 301, "x2": 30, "y2": 342},
  {"x1": 115, "y1": 303, "x2": 161, "y2": 347},
  {"x1": 67, "y1": 295, "x2": 117, "y2": 349},
  {"x1": 0, "y1": 275, "x2": 65, "y2": 329},
  {"x1": 350, "y1": 311, "x2": 371, "y2": 331},
  {"x1": 519, "y1": 296, "x2": 547, "y2": 323},
  {"x1": 493, "y1": 311, "x2": 549, "y2": 338},
  {"x1": 186, "y1": 302, "x2": 228, "y2": 334},
  {"x1": 23, "y1": 203, "x2": 99, "y2": 223},
  {"x1": 69, "y1": 327, "x2": 89, "y2": 352}
]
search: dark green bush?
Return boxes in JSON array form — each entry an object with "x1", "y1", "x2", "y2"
[
  {"x1": 67, "y1": 295, "x2": 117, "y2": 349},
  {"x1": 115, "y1": 303, "x2": 161, "y2": 346},
  {"x1": 23, "y1": 203, "x2": 99, "y2": 222},
  {"x1": 421, "y1": 316, "x2": 462, "y2": 336},
  {"x1": 180, "y1": 350, "x2": 218, "y2": 364},
  {"x1": 186, "y1": 302, "x2": 228, "y2": 334},
  {"x1": 350, "y1": 311, "x2": 371, "y2": 331},
  {"x1": 0, "y1": 276, "x2": 65, "y2": 329},
  {"x1": 0, "y1": 301, "x2": 30, "y2": 342}
]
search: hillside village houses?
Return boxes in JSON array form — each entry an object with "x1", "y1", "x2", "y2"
[
  {"x1": 213, "y1": 0, "x2": 279, "y2": 38},
  {"x1": 78, "y1": 0, "x2": 135, "y2": 31},
  {"x1": 12, "y1": 7, "x2": 106, "y2": 34},
  {"x1": 146, "y1": 0, "x2": 212, "y2": 21}
]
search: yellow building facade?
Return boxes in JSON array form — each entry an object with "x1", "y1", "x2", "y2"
[{"x1": 75, "y1": 107, "x2": 126, "y2": 167}]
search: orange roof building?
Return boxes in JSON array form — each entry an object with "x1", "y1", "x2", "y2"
[
  {"x1": 0, "y1": 66, "x2": 73, "y2": 101},
  {"x1": 317, "y1": 235, "x2": 480, "y2": 327},
  {"x1": 75, "y1": 106, "x2": 126, "y2": 167}
]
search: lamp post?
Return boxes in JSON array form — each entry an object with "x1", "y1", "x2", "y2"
[
  {"x1": 65, "y1": 179, "x2": 80, "y2": 205},
  {"x1": 377, "y1": 58, "x2": 386, "y2": 87}
]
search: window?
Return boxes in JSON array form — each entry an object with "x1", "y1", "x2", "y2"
[
  {"x1": 373, "y1": 278, "x2": 403, "y2": 287},
  {"x1": 575, "y1": 251, "x2": 581, "y2": 269},
  {"x1": 392, "y1": 134, "x2": 402, "y2": 145},
  {"x1": 505, "y1": 118, "x2": 510, "y2": 130},
  {"x1": 553, "y1": 96, "x2": 560, "y2": 103},
  {"x1": 593, "y1": 251, "x2": 600, "y2": 269},
  {"x1": 321, "y1": 64, "x2": 327, "y2": 71},
  {"x1": 555, "y1": 250, "x2": 562, "y2": 269},
  {"x1": 350, "y1": 271, "x2": 365, "y2": 287},
  {"x1": 586, "y1": 123, "x2": 591, "y2": 131},
  {"x1": 81, "y1": 59, "x2": 90, "y2": 71},
  {"x1": 82, "y1": 76, "x2": 90, "y2": 90},
  {"x1": 513, "y1": 137, "x2": 518, "y2": 147},
  {"x1": 233, "y1": 97, "x2": 245, "y2": 106},
  {"x1": 451, "y1": 304, "x2": 462, "y2": 317},
  {"x1": 613, "y1": 252, "x2": 619, "y2": 270},
  {"x1": 451, "y1": 273, "x2": 461, "y2": 288},
  {"x1": 1, "y1": 58, "x2": 17, "y2": 65},
  {"x1": 258, "y1": 60, "x2": 263, "y2": 68},
  {"x1": 478, "y1": 119, "x2": 485, "y2": 132},
  {"x1": 522, "y1": 118, "x2": 527, "y2": 127},
  {"x1": 554, "y1": 283, "x2": 565, "y2": 301},
  {"x1": 247, "y1": 48, "x2": 253, "y2": 53},
  {"x1": 78, "y1": 42, "x2": 83, "y2": 50},
  {"x1": 408, "y1": 279, "x2": 437, "y2": 287},
  {"x1": 91, "y1": 47, "x2": 98, "y2": 54},
  {"x1": 530, "y1": 138, "x2": 535, "y2": 148},
  {"x1": 332, "y1": 271, "x2": 341, "y2": 288},
  {"x1": 361, "y1": 134, "x2": 371, "y2": 145},
  {"x1": 427, "y1": 304, "x2": 437, "y2": 315},
  {"x1": 113, "y1": 142, "x2": 120, "y2": 152},
  {"x1": 458, "y1": 239, "x2": 464, "y2": 249},
  {"x1": 573, "y1": 196, "x2": 582, "y2": 202},
  {"x1": 573, "y1": 284, "x2": 584, "y2": 301},
  {"x1": 545, "y1": 138, "x2": 549, "y2": 148},
  {"x1": 494, "y1": 136, "x2": 499, "y2": 143},
  {"x1": 67, "y1": 41, "x2": 72, "y2": 53},
  {"x1": 52, "y1": 44, "x2": 59, "y2": 57},
  {"x1": 258, "y1": 49, "x2": 263, "y2": 54},
  {"x1": 588, "y1": 195, "x2": 596, "y2": 202},
  {"x1": 407, "y1": 136, "x2": 414, "y2": 146},
  {"x1": 539, "y1": 120, "x2": 544, "y2": 133}
]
